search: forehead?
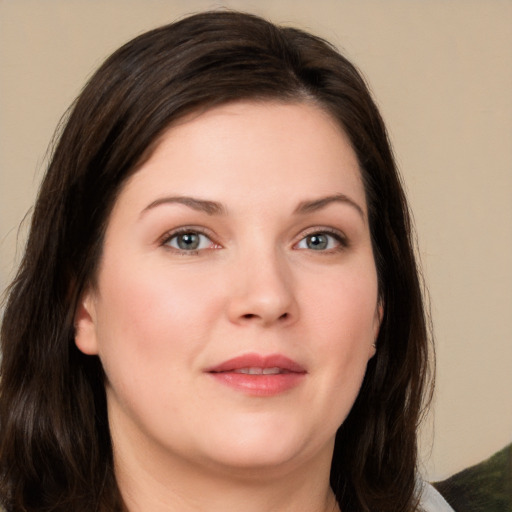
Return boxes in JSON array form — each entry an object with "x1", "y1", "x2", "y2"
[{"x1": 118, "y1": 100, "x2": 366, "y2": 216}]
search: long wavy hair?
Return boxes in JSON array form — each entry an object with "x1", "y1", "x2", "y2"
[{"x1": 0, "y1": 11, "x2": 432, "y2": 512}]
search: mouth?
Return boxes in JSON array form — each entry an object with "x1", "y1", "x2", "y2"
[
  {"x1": 228, "y1": 367, "x2": 292, "y2": 375},
  {"x1": 205, "y1": 353, "x2": 306, "y2": 396}
]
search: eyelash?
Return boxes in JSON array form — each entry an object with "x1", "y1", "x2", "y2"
[
  {"x1": 160, "y1": 227, "x2": 220, "y2": 255},
  {"x1": 294, "y1": 228, "x2": 349, "y2": 253},
  {"x1": 159, "y1": 226, "x2": 348, "y2": 255}
]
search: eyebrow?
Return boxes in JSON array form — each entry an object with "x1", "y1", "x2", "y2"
[
  {"x1": 141, "y1": 196, "x2": 227, "y2": 216},
  {"x1": 294, "y1": 194, "x2": 365, "y2": 219},
  {"x1": 140, "y1": 193, "x2": 364, "y2": 219}
]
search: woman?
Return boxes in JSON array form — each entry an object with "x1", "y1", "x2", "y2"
[{"x1": 0, "y1": 11, "x2": 440, "y2": 512}]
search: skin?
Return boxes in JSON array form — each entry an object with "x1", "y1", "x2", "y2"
[{"x1": 75, "y1": 101, "x2": 382, "y2": 512}]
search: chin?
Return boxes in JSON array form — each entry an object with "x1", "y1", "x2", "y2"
[
  {"x1": 202, "y1": 448, "x2": 304, "y2": 479},
  {"x1": 196, "y1": 418, "x2": 325, "y2": 475}
]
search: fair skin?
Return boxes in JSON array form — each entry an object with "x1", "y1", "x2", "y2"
[{"x1": 75, "y1": 101, "x2": 381, "y2": 512}]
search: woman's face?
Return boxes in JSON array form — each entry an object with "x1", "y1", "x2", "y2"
[{"x1": 75, "y1": 101, "x2": 381, "y2": 478}]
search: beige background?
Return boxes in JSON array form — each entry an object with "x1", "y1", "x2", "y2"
[{"x1": 1, "y1": 0, "x2": 511, "y2": 482}]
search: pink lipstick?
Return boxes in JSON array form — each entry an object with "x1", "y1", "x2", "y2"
[{"x1": 205, "y1": 353, "x2": 306, "y2": 396}]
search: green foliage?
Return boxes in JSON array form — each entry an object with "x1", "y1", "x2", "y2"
[{"x1": 434, "y1": 443, "x2": 512, "y2": 512}]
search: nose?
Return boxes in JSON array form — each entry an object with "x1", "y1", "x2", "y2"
[{"x1": 226, "y1": 249, "x2": 298, "y2": 327}]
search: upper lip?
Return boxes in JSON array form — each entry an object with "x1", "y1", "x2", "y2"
[{"x1": 205, "y1": 353, "x2": 306, "y2": 374}]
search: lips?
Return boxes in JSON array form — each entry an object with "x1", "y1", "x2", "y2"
[
  {"x1": 232, "y1": 367, "x2": 285, "y2": 375},
  {"x1": 205, "y1": 353, "x2": 306, "y2": 396}
]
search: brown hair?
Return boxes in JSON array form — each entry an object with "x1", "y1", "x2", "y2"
[{"x1": 0, "y1": 11, "x2": 432, "y2": 512}]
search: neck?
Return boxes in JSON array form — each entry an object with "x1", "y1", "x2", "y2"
[
  {"x1": 112, "y1": 424, "x2": 339, "y2": 512},
  {"x1": 117, "y1": 463, "x2": 340, "y2": 512}
]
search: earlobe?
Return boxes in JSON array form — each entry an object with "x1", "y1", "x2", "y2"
[
  {"x1": 374, "y1": 301, "x2": 384, "y2": 338},
  {"x1": 369, "y1": 301, "x2": 384, "y2": 359},
  {"x1": 74, "y1": 289, "x2": 99, "y2": 356}
]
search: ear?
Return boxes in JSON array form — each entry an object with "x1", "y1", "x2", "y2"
[
  {"x1": 74, "y1": 288, "x2": 99, "y2": 355},
  {"x1": 369, "y1": 300, "x2": 384, "y2": 359}
]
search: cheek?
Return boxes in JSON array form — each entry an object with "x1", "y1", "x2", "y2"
[
  {"x1": 305, "y1": 264, "x2": 379, "y2": 347},
  {"x1": 91, "y1": 260, "x2": 224, "y2": 437},
  {"x1": 300, "y1": 265, "x2": 378, "y2": 420},
  {"x1": 93, "y1": 258, "x2": 223, "y2": 376}
]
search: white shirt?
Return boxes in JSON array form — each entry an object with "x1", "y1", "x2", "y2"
[{"x1": 418, "y1": 481, "x2": 456, "y2": 512}]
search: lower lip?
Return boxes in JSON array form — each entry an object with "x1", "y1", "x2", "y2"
[{"x1": 208, "y1": 372, "x2": 305, "y2": 396}]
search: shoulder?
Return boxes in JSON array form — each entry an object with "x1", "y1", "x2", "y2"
[
  {"x1": 432, "y1": 443, "x2": 512, "y2": 512},
  {"x1": 418, "y1": 481, "x2": 457, "y2": 512}
]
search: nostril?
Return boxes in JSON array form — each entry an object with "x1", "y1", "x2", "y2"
[{"x1": 240, "y1": 312, "x2": 289, "y2": 321}]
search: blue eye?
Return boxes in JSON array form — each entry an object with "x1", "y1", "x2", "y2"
[
  {"x1": 165, "y1": 231, "x2": 213, "y2": 251},
  {"x1": 296, "y1": 232, "x2": 343, "y2": 251}
]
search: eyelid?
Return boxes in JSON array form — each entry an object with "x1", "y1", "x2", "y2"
[
  {"x1": 157, "y1": 225, "x2": 348, "y2": 253},
  {"x1": 293, "y1": 226, "x2": 349, "y2": 251},
  {"x1": 158, "y1": 226, "x2": 221, "y2": 252}
]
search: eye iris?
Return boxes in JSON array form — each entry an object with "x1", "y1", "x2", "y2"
[
  {"x1": 307, "y1": 234, "x2": 328, "y2": 250},
  {"x1": 177, "y1": 233, "x2": 200, "y2": 250}
]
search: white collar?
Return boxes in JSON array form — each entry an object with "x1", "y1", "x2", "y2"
[{"x1": 418, "y1": 481, "x2": 456, "y2": 512}]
